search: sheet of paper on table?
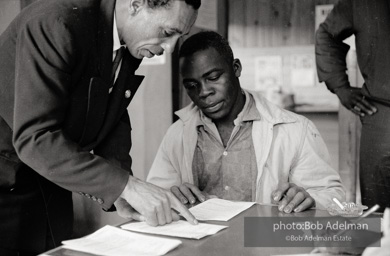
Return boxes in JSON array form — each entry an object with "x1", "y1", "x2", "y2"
[
  {"x1": 188, "y1": 198, "x2": 256, "y2": 221},
  {"x1": 121, "y1": 220, "x2": 227, "y2": 240},
  {"x1": 61, "y1": 225, "x2": 181, "y2": 256}
]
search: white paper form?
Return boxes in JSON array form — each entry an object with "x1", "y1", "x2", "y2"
[
  {"x1": 121, "y1": 220, "x2": 227, "y2": 240},
  {"x1": 189, "y1": 198, "x2": 255, "y2": 221},
  {"x1": 61, "y1": 225, "x2": 181, "y2": 256}
]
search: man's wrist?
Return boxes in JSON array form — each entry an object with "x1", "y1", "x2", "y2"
[
  {"x1": 324, "y1": 76, "x2": 350, "y2": 93},
  {"x1": 119, "y1": 174, "x2": 139, "y2": 199}
]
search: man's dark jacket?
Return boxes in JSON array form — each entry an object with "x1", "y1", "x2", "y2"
[{"x1": 0, "y1": 0, "x2": 144, "y2": 253}]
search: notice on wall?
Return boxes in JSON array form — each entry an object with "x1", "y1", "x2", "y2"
[
  {"x1": 232, "y1": 46, "x2": 340, "y2": 111},
  {"x1": 290, "y1": 54, "x2": 315, "y2": 87},
  {"x1": 254, "y1": 55, "x2": 283, "y2": 91}
]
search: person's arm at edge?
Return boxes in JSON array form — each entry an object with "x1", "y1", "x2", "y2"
[{"x1": 315, "y1": 0, "x2": 354, "y2": 92}]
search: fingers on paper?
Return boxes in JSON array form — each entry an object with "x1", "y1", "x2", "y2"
[{"x1": 171, "y1": 183, "x2": 206, "y2": 204}]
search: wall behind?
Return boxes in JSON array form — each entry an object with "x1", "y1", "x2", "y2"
[
  {"x1": 228, "y1": 0, "x2": 338, "y2": 48},
  {"x1": 130, "y1": 56, "x2": 173, "y2": 180}
]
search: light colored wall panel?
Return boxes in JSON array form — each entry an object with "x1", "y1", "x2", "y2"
[
  {"x1": 131, "y1": 54, "x2": 173, "y2": 181},
  {"x1": 338, "y1": 50, "x2": 363, "y2": 202}
]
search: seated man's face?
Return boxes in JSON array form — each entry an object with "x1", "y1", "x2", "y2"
[{"x1": 180, "y1": 47, "x2": 242, "y2": 121}]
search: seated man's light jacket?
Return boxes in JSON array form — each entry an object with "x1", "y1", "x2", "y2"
[{"x1": 147, "y1": 89, "x2": 345, "y2": 209}]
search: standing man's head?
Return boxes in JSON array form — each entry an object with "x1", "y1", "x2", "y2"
[
  {"x1": 179, "y1": 31, "x2": 244, "y2": 122},
  {"x1": 116, "y1": 0, "x2": 200, "y2": 59}
]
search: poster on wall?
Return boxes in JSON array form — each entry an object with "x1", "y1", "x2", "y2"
[
  {"x1": 233, "y1": 46, "x2": 339, "y2": 112},
  {"x1": 290, "y1": 54, "x2": 315, "y2": 88},
  {"x1": 254, "y1": 55, "x2": 283, "y2": 91}
]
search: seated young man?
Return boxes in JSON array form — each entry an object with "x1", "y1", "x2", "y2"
[{"x1": 147, "y1": 31, "x2": 345, "y2": 213}]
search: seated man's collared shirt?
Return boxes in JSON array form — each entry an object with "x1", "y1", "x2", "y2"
[{"x1": 192, "y1": 93, "x2": 261, "y2": 201}]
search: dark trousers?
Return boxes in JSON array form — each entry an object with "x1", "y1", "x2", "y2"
[
  {"x1": 0, "y1": 226, "x2": 54, "y2": 256},
  {"x1": 0, "y1": 170, "x2": 73, "y2": 255},
  {"x1": 360, "y1": 102, "x2": 390, "y2": 212}
]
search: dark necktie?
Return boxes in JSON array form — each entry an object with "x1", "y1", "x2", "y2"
[{"x1": 111, "y1": 46, "x2": 125, "y2": 84}]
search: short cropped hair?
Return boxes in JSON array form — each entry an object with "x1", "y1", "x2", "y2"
[
  {"x1": 147, "y1": 0, "x2": 201, "y2": 10},
  {"x1": 179, "y1": 31, "x2": 234, "y2": 64}
]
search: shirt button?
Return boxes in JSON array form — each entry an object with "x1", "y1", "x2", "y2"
[
  {"x1": 97, "y1": 198, "x2": 104, "y2": 204},
  {"x1": 125, "y1": 90, "x2": 131, "y2": 98},
  {"x1": 223, "y1": 151, "x2": 228, "y2": 156},
  {"x1": 225, "y1": 186, "x2": 230, "y2": 191},
  {"x1": 85, "y1": 193, "x2": 92, "y2": 199}
]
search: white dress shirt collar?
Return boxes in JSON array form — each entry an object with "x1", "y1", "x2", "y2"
[{"x1": 113, "y1": 12, "x2": 124, "y2": 53}]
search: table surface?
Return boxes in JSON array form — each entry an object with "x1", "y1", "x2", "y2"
[{"x1": 42, "y1": 204, "x2": 331, "y2": 256}]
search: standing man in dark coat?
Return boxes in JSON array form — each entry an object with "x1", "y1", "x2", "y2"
[
  {"x1": 0, "y1": 0, "x2": 200, "y2": 255},
  {"x1": 316, "y1": 0, "x2": 390, "y2": 211}
]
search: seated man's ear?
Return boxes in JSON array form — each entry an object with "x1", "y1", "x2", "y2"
[
  {"x1": 233, "y1": 59, "x2": 242, "y2": 78},
  {"x1": 129, "y1": 0, "x2": 146, "y2": 15}
]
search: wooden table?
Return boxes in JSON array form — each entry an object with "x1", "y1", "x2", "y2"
[{"x1": 42, "y1": 204, "x2": 331, "y2": 256}]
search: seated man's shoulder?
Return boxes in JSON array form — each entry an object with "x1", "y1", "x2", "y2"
[
  {"x1": 166, "y1": 103, "x2": 199, "y2": 135},
  {"x1": 250, "y1": 91, "x2": 309, "y2": 126},
  {"x1": 174, "y1": 103, "x2": 200, "y2": 124}
]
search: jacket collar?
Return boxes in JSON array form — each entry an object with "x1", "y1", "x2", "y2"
[
  {"x1": 248, "y1": 89, "x2": 298, "y2": 125},
  {"x1": 175, "y1": 89, "x2": 298, "y2": 126}
]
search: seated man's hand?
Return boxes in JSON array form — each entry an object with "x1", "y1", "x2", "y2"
[
  {"x1": 271, "y1": 183, "x2": 315, "y2": 213},
  {"x1": 117, "y1": 176, "x2": 198, "y2": 227},
  {"x1": 170, "y1": 182, "x2": 207, "y2": 205}
]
